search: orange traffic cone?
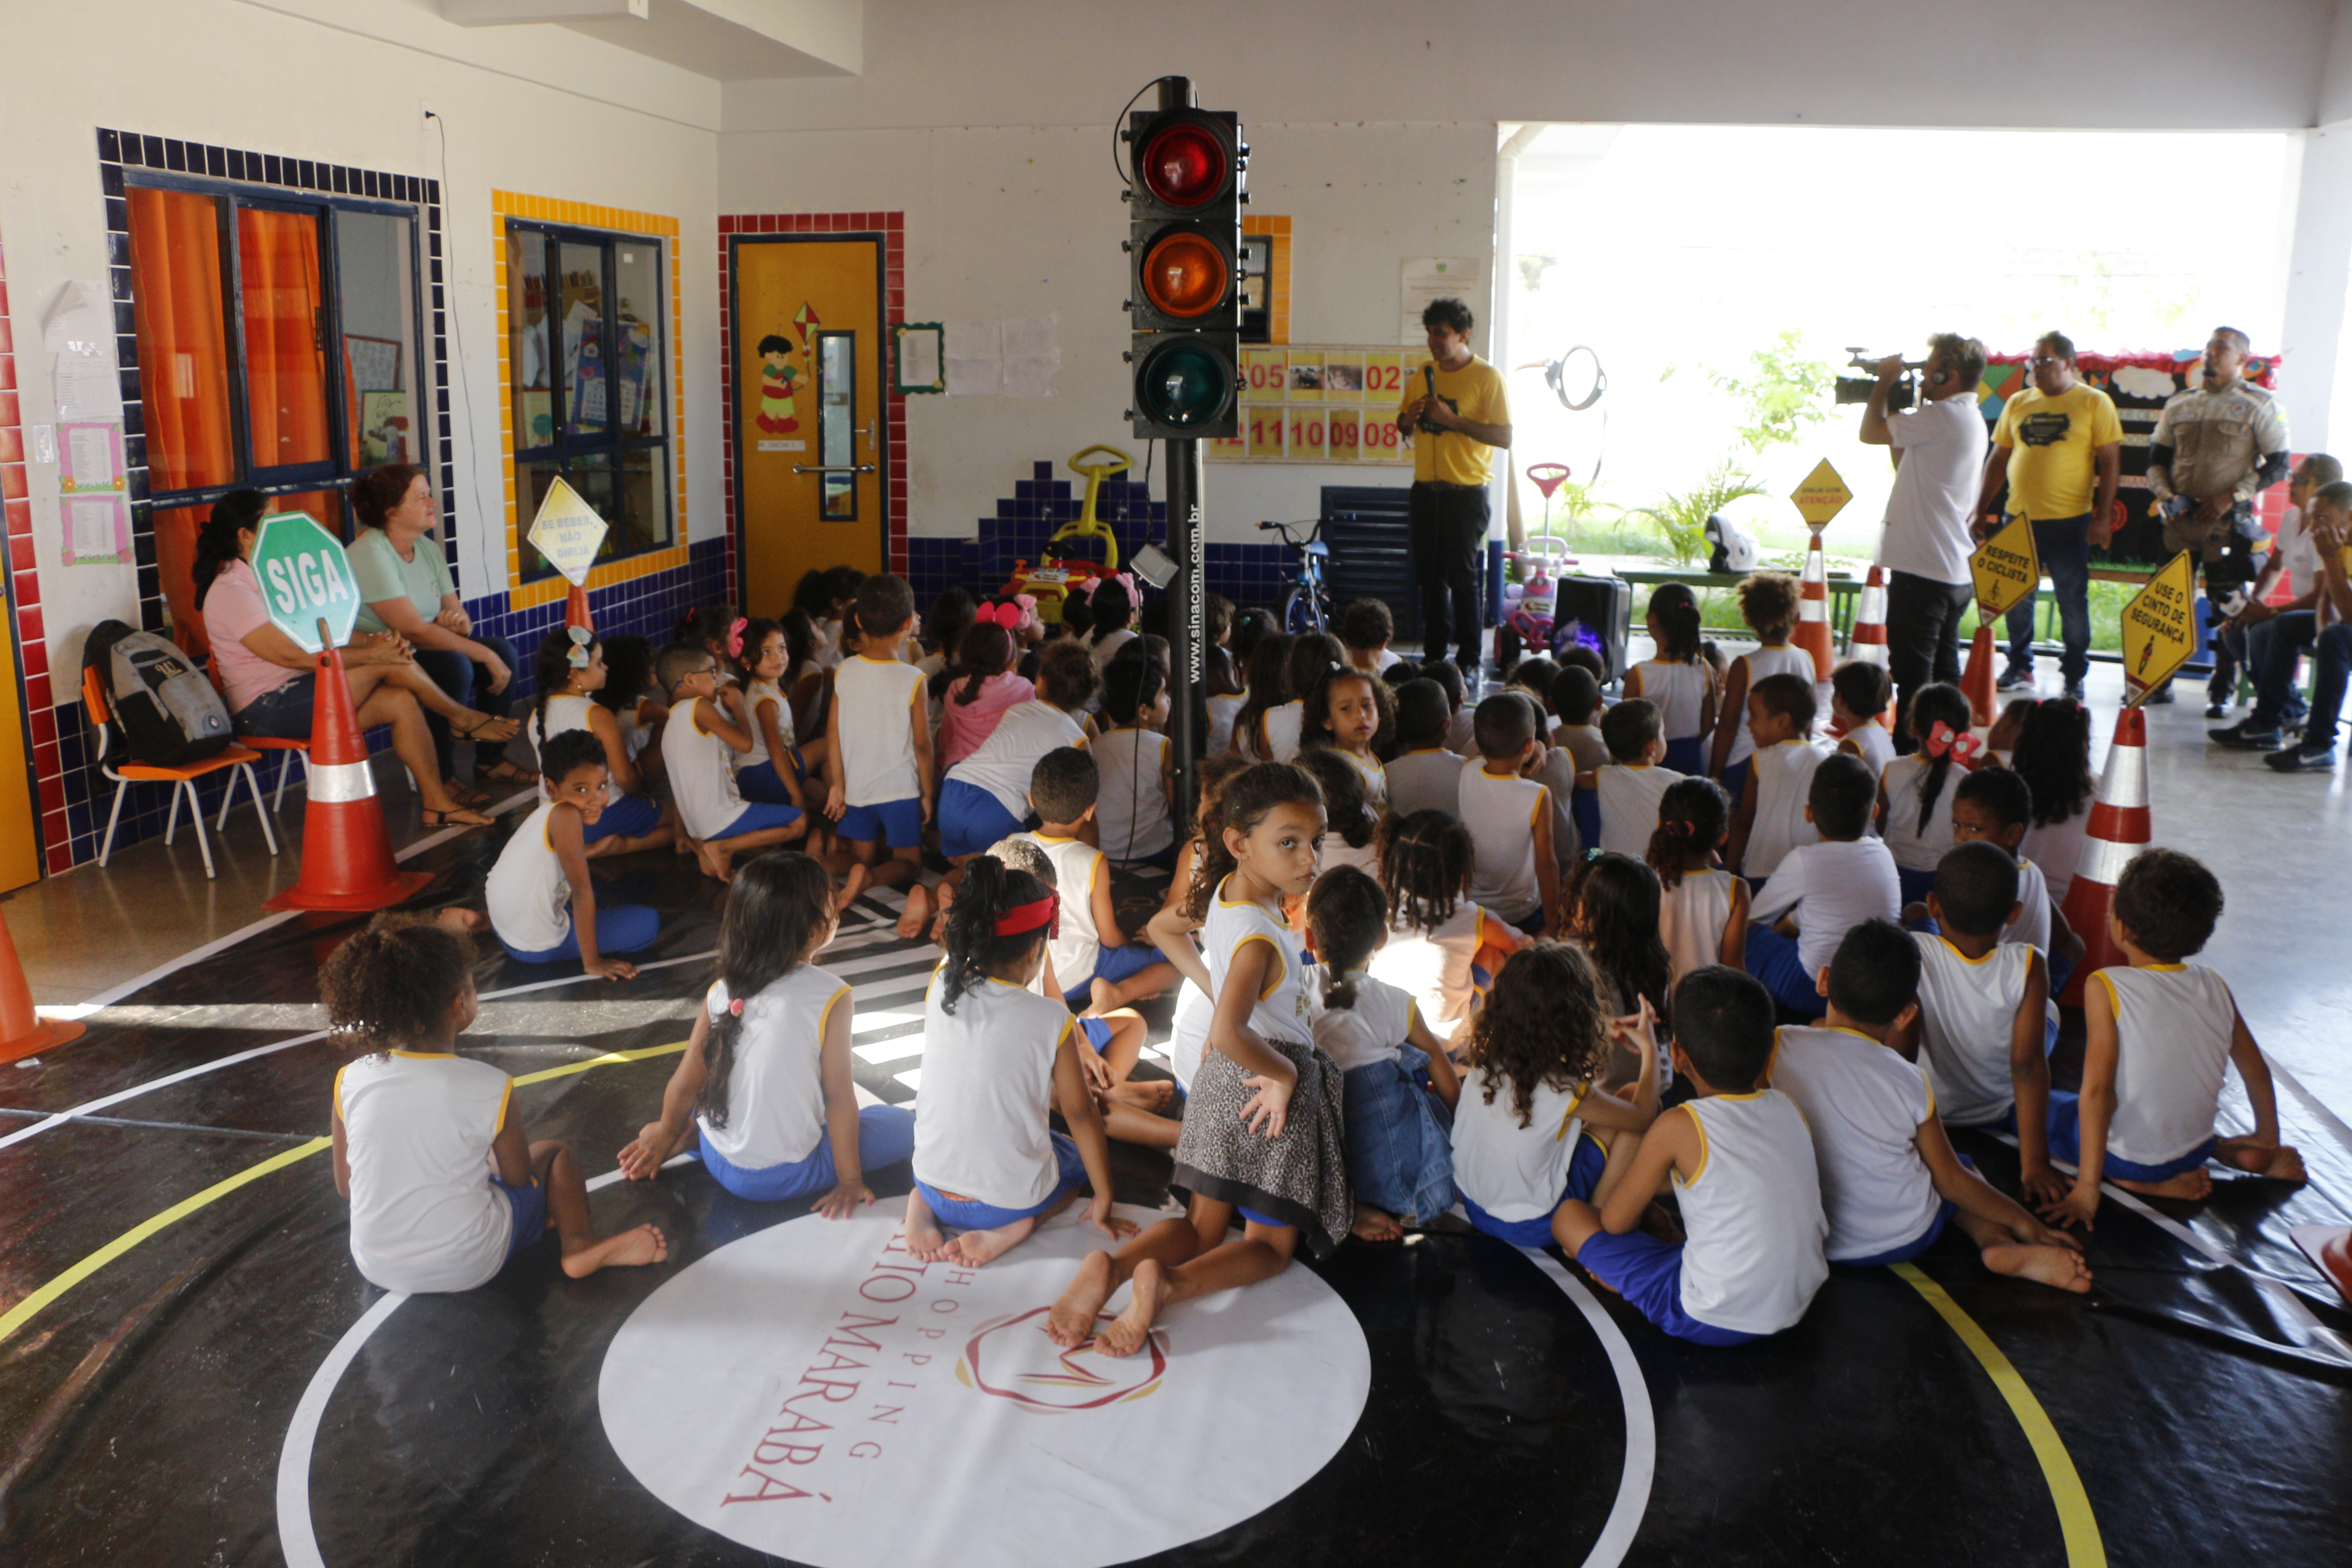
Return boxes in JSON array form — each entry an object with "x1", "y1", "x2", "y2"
[
  {"x1": 2292, "y1": 1228, "x2": 2352, "y2": 1304},
  {"x1": 265, "y1": 646, "x2": 436, "y2": 913},
  {"x1": 0, "y1": 903, "x2": 83, "y2": 1066},
  {"x1": 1958, "y1": 618, "x2": 1998, "y2": 730},
  {"x1": 1793, "y1": 529, "x2": 1834, "y2": 681},
  {"x1": 1827, "y1": 566, "x2": 1891, "y2": 738},
  {"x1": 566, "y1": 580, "x2": 594, "y2": 634},
  {"x1": 2056, "y1": 705, "x2": 2151, "y2": 1006}
]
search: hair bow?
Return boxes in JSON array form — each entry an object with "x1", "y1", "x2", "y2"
[
  {"x1": 978, "y1": 601, "x2": 1022, "y2": 631},
  {"x1": 1086, "y1": 573, "x2": 1139, "y2": 609},
  {"x1": 725, "y1": 616, "x2": 749, "y2": 660},
  {"x1": 566, "y1": 625, "x2": 593, "y2": 669},
  {"x1": 728, "y1": 997, "x2": 745, "y2": 1017},
  {"x1": 994, "y1": 891, "x2": 1060, "y2": 941},
  {"x1": 1923, "y1": 720, "x2": 1984, "y2": 765}
]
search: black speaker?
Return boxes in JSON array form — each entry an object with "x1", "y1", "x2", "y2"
[{"x1": 1552, "y1": 574, "x2": 1632, "y2": 686}]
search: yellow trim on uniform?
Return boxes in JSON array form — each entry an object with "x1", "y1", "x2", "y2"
[
  {"x1": 1676, "y1": 1102, "x2": 1710, "y2": 1188},
  {"x1": 494, "y1": 1073, "x2": 514, "y2": 1133},
  {"x1": 1056, "y1": 1015, "x2": 1078, "y2": 1052},
  {"x1": 1555, "y1": 1076, "x2": 1591, "y2": 1140},
  {"x1": 1892, "y1": 1263, "x2": 2107, "y2": 1567},
  {"x1": 1034, "y1": 833, "x2": 1077, "y2": 845},
  {"x1": 2092, "y1": 970, "x2": 2122, "y2": 1012},
  {"x1": 2144, "y1": 962, "x2": 2188, "y2": 972},
  {"x1": 332, "y1": 1063, "x2": 348, "y2": 1122},
  {"x1": 1938, "y1": 935, "x2": 1996, "y2": 966},
  {"x1": 1231, "y1": 933, "x2": 1286, "y2": 999},
  {"x1": 388, "y1": 1049, "x2": 456, "y2": 1059},
  {"x1": 818, "y1": 984, "x2": 851, "y2": 1041}
]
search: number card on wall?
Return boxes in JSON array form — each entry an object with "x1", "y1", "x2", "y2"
[
  {"x1": 1241, "y1": 348, "x2": 1287, "y2": 403},
  {"x1": 1245, "y1": 410, "x2": 1286, "y2": 460},
  {"x1": 1327, "y1": 408, "x2": 1361, "y2": 463},
  {"x1": 1289, "y1": 409, "x2": 1327, "y2": 461},
  {"x1": 1211, "y1": 343, "x2": 1420, "y2": 466}
]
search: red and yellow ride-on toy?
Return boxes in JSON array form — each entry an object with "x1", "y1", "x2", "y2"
[{"x1": 1000, "y1": 445, "x2": 1131, "y2": 622}]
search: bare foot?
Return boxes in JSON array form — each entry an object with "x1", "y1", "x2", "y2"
[
  {"x1": 2262, "y1": 1145, "x2": 2308, "y2": 1182},
  {"x1": 698, "y1": 838, "x2": 735, "y2": 884},
  {"x1": 2215, "y1": 1137, "x2": 2308, "y2": 1182},
  {"x1": 1983, "y1": 1242, "x2": 2094, "y2": 1294},
  {"x1": 1047, "y1": 1251, "x2": 1117, "y2": 1347},
  {"x1": 436, "y1": 907, "x2": 491, "y2": 935},
  {"x1": 561, "y1": 1223, "x2": 668, "y2": 1278},
  {"x1": 903, "y1": 1195, "x2": 948, "y2": 1262},
  {"x1": 1086, "y1": 977, "x2": 1120, "y2": 1018},
  {"x1": 896, "y1": 882, "x2": 933, "y2": 941},
  {"x1": 833, "y1": 863, "x2": 872, "y2": 915},
  {"x1": 1109, "y1": 1079, "x2": 1179, "y2": 1113},
  {"x1": 2117, "y1": 1167, "x2": 2214, "y2": 1201},
  {"x1": 1098, "y1": 1258, "x2": 1165, "y2": 1358},
  {"x1": 1350, "y1": 1203, "x2": 1405, "y2": 1244},
  {"x1": 942, "y1": 1216, "x2": 1035, "y2": 1267}
]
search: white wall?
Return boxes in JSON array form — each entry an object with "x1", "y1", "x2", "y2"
[
  {"x1": 0, "y1": 0, "x2": 720, "y2": 678},
  {"x1": 717, "y1": 118, "x2": 1495, "y2": 543}
]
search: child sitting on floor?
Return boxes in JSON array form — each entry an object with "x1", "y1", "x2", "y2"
[
  {"x1": 730, "y1": 616, "x2": 817, "y2": 819},
  {"x1": 1567, "y1": 852, "x2": 1676, "y2": 1088},
  {"x1": 1260, "y1": 632, "x2": 1345, "y2": 764},
  {"x1": 825, "y1": 574, "x2": 935, "y2": 938},
  {"x1": 1306, "y1": 865, "x2": 1461, "y2": 1239},
  {"x1": 2042, "y1": 848, "x2": 2306, "y2": 1229},
  {"x1": 1625, "y1": 583, "x2": 1715, "y2": 776},
  {"x1": 1726, "y1": 672, "x2": 1824, "y2": 881},
  {"x1": 1452, "y1": 941, "x2": 1660, "y2": 1248},
  {"x1": 1745, "y1": 753, "x2": 1901, "y2": 1015},
  {"x1": 1229, "y1": 632, "x2": 1293, "y2": 760},
  {"x1": 1650, "y1": 775, "x2": 1748, "y2": 982},
  {"x1": 940, "y1": 641, "x2": 1097, "y2": 861},
  {"x1": 1771, "y1": 919, "x2": 2090, "y2": 1289},
  {"x1": 1555, "y1": 965, "x2": 1828, "y2": 1345},
  {"x1": 616, "y1": 851, "x2": 916, "y2": 1208},
  {"x1": 1879, "y1": 682, "x2": 1976, "y2": 907},
  {"x1": 1369, "y1": 808, "x2": 1524, "y2": 1051},
  {"x1": 905, "y1": 855, "x2": 1128, "y2": 1266},
  {"x1": 1298, "y1": 746, "x2": 1384, "y2": 880},
  {"x1": 1050, "y1": 762, "x2": 1352, "y2": 1358},
  {"x1": 1905, "y1": 841, "x2": 2063, "y2": 1206},
  {"x1": 1831, "y1": 660, "x2": 1896, "y2": 779},
  {"x1": 324, "y1": 915, "x2": 666, "y2": 1291},
  {"x1": 1426, "y1": 659, "x2": 1477, "y2": 756},
  {"x1": 1340, "y1": 597, "x2": 1404, "y2": 676},
  {"x1": 1205, "y1": 643, "x2": 1247, "y2": 757},
  {"x1": 657, "y1": 643, "x2": 807, "y2": 882},
  {"x1": 486, "y1": 731, "x2": 661, "y2": 977},
  {"x1": 1093, "y1": 653, "x2": 1176, "y2": 867},
  {"x1": 526, "y1": 628, "x2": 672, "y2": 857},
  {"x1": 1024, "y1": 746, "x2": 1179, "y2": 1012},
  {"x1": 1148, "y1": 755, "x2": 1249, "y2": 1091},
  {"x1": 1709, "y1": 572, "x2": 1816, "y2": 796},
  {"x1": 934, "y1": 619, "x2": 1032, "y2": 776},
  {"x1": 2010, "y1": 697, "x2": 2097, "y2": 906},
  {"x1": 1947, "y1": 767, "x2": 2083, "y2": 983},
  {"x1": 1460, "y1": 693, "x2": 1561, "y2": 935},
  {"x1": 1586, "y1": 698, "x2": 1685, "y2": 860},
  {"x1": 1300, "y1": 662, "x2": 1396, "y2": 807},
  {"x1": 1382, "y1": 679, "x2": 1463, "y2": 819}
]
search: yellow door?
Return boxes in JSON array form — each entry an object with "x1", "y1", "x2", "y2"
[
  {"x1": 732, "y1": 237, "x2": 886, "y2": 615},
  {"x1": 0, "y1": 611, "x2": 37, "y2": 889}
]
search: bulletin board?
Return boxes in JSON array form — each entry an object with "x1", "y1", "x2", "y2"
[{"x1": 1212, "y1": 343, "x2": 1418, "y2": 466}]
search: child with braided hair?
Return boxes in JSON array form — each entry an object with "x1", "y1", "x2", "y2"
[{"x1": 1367, "y1": 808, "x2": 1525, "y2": 1049}]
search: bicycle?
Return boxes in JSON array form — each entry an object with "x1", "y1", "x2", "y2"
[{"x1": 1259, "y1": 518, "x2": 1333, "y2": 636}]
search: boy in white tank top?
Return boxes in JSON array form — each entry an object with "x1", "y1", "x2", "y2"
[
  {"x1": 1459, "y1": 693, "x2": 1559, "y2": 932},
  {"x1": 1774, "y1": 920, "x2": 2089, "y2": 1288},
  {"x1": 1583, "y1": 698, "x2": 1685, "y2": 860},
  {"x1": 2041, "y1": 849, "x2": 2304, "y2": 1231},
  {"x1": 1946, "y1": 768, "x2": 2083, "y2": 987},
  {"x1": 825, "y1": 576, "x2": 935, "y2": 938},
  {"x1": 656, "y1": 645, "x2": 808, "y2": 882},
  {"x1": 1830, "y1": 660, "x2": 1897, "y2": 783},
  {"x1": 1024, "y1": 746, "x2": 1178, "y2": 1011},
  {"x1": 1726, "y1": 672, "x2": 1823, "y2": 881},
  {"x1": 1554, "y1": 966, "x2": 1828, "y2": 1344},
  {"x1": 1708, "y1": 572, "x2": 1814, "y2": 793}
]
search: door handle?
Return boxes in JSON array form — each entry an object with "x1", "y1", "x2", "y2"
[{"x1": 792, "y1": 463, "x2": 877, "y2": 476}]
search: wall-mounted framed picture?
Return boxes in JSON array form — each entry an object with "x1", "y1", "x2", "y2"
[{"x1": 892, "y1": 321, "x2": 946, "y2": 395}]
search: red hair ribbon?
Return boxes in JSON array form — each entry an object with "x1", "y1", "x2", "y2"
[
  {"x1": 727, "y1": 997, "x2": 745, "y2": 1017},
  {"x1": 1923, "y1": 720, "x2": 1984, "y2": 765},
  {"x1": 993, "y1": 892, "x2": 1060, "y2": 941},
  {"x1": 726, "y1": 617, "x2": 749, "y2": 660}
]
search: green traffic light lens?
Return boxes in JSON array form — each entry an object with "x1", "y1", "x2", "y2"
[{"x1": 1138, "y1": 339, "x2": 1232, "y2": 428}]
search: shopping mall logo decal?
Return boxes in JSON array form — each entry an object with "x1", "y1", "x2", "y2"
[{"x1": 955, "y1": 1307, "x2": 1168, "y2": 1412}]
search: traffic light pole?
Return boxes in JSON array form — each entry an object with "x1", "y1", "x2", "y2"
[{"x1": 1165, "y1": 434, "x2": 1205, "y2": 834}]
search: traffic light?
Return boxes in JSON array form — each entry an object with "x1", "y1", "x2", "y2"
[{"x1": 1125, "y1": 85, "x2": 1245, "y2": 439}]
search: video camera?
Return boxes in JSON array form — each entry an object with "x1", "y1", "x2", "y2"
[{"x1": 1832, "y1": 350, "x2": 1921, "y2": 413}]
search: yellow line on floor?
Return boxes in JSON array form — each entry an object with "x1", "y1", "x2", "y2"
[
  {"x1": 1893, "y1": 1262, "x2": 2105, "y2": 1567},
  {"x1": 0, "y1": 1041, "x2": 691, "y2": 1349}
]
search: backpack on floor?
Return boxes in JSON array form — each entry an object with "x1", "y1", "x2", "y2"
[{"x1": 81, "y1": 620, "x2": 234, "y2": 768}]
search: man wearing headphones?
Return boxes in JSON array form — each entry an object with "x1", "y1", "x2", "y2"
[
  {"x1": 1860, "y1": 332, "x2": 1989, "y2": 748},
  {"x1": 1398, "y1": 298, "x2": 1512, "y2": 680}
]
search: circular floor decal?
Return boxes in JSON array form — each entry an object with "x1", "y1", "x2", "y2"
[{"x1": 598, "y1": 1205, "x2": 1372, "y2": 1568}]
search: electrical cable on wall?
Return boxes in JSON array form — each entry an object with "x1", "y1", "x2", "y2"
[{"x1": 428, "y1": 113, "x2": 497, "y2": 571}]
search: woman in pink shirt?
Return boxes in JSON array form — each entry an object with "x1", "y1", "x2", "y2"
[
  {"x1": 193, "y1": 490, "x2": 514, "y2": 828},
  {"x1": 932, "y1": 620, "x2": 1032, "y2": 785}
]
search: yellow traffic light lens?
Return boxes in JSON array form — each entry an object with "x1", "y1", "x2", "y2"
[
  {"x1": 1142, "y1": 231, "x2": 1227, "y2": 318},
  {"x1": 1141, "y1": 122, "x2": 1225, "y2": 208}
]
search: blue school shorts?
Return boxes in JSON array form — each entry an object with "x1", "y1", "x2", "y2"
[
  {"x1": 837, "y1": 795, "x2": 922, "y2": 850},
  {"x1": 494, "y1": 1174, "x2": 548, "y2": 1258},
  {"x1": 735, "y1": 755, "x2": 804, "y2": 806},
  {"x1": 1460, "y1": 1134, "x2": 1609, "y2": 1249},
  {"x1": 1896, "y1": 866, "x2": 1939, "y2": 910},
  {"x1": 716, "y1": 800, "x2": 804, "y2": 841},
  {"x1": 499, "y1": 903, "x2": 661, "y2": 965},
  {"x1": 1663, "y1": 736, "x2": 1707, "y2": 776},
  {"x1": 581, "y1": 791, "x2": 662, "y2": 844},
  {"x1": 1079, "y1": 1016, "x2": 1113, "y2": 1053},
  {"x1": 1743, "y1": 922, "x2": 1820, "y2": 1015},
  {"x1": 1574, "y1": 1229, "x2": 1765, "y2": 1346},
  {"x1": 937, "y1": 778, "x2": 1023, "y2": 858},
  {"x1": 1572, "y1": 791, "x2": 1602, "y2": 857},
  {"x1": 696, "y1": 1105, "x2": 918, "y2": 1201},
  {"x1": 1719, "y1": 758, "x2": 1750, "y2": 809},
  {"x1": 915, "y1": 1131, "x2": 1086, "y2": 1230},
  {"x1": 1830, "y1": 1156, "x2": 1975, "y2": 1268},
  {"x1": 1063, "y1": 941, "x2": 1164, "y2": 1002},
  {"x1": 2045, "y1": 1092, "x2": 2215, "y2": 1183}
]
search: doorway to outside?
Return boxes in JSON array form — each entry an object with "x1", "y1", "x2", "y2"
[{"x1": 729, "y1": 234, "x2": 889, "y2": 616}]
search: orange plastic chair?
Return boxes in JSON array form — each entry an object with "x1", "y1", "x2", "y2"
[{"x1": 81, "y1": 666, "x2": 279, "y2": 877}]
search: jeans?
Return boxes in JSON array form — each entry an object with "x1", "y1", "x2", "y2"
[
  {"x1": 2243, "y1": 614, "x2": 2310, "y2": 724},
  {"x1": 2305, "y1": 622, "x2": 2352, "y2": 750},
  {"x1": 1340, "y1": 1047, "x2": 1456, "y2": 1224},
  {"x1": 1410, "y1": 482, "x2": 1489, "y2": 671},
  {"x1": 416, "y1": 631, "x2": 520, "y2": 777},
  {"x1": 2249, "y1": 610, "x2": 2319, "y2": 730},
  {"x1": 2002, "y1": 514, "x2": 2092, "y2": 684},
  {"x1": 1885, "y1": 571, "x2": 1973, "y2": 751}
]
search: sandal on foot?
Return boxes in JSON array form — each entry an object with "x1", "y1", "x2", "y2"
[
  {"x1": 421, "y1": 806, "x2": 495, "y2": 828},
  {"x1": 480, "y1": 760, "x2": 538, "y2": 786}
]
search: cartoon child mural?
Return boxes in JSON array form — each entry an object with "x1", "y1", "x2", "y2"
[{"x1": 758, "y1": 334, "x2": 804, "y2": 434}]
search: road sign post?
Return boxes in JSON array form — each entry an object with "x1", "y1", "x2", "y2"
[
  {"x1": 528, "y1": 477, "x2": 611, "y2": 632},
  {"x1": 251, "y1": 512, "x2": 362, "y2": 654},
  {"x1": 2120, "y1": 551, "x2": 2198, "y2": 704}
]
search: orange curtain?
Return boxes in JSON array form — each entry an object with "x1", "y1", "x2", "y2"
[{"x1": 236, "y1": 206, "x2": 331, "y2": 471}]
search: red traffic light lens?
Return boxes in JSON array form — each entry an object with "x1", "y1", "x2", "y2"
[
  {"x1": 1142, "y1": 230, "x2": 1228, "y2": 318},
  {"x1": 1141, "y1": 122, "x2": 1226, "y2": 208}
]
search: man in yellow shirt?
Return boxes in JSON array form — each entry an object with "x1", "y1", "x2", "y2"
[
  {"x1": 1396, "y1": 298, "x2": 1512, "y2": 676},
  {"x1": 1974, "y1": 331, "x2": 2121, "y2": 704}
]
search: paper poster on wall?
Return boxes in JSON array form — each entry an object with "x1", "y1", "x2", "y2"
[
  {"x1": 358, "y1": 392, "x2": 412, "y2": 465},
  {"x1": 944, "y1": 319, "x2": 1002, "y2": 397},
  {"x1": 64, "y1": 496, "x2": 132, "y2": 566},
  {"x1": 1211, "y1": 343, "x2": 1419, "y2": 466},
  {"x1": 44, "y1": 279, "x2": 124, "y2": 422},
  {"x1": 1001, "y1": 314, "x2": 1061, "y2": 399},
  {"x1": 59, "y1": 421, "x2": 125, "y2": 494},
  {"x1": 892, "y1": 323, "x2": 946, "y2": 394},
  {"x1": 1284, "y1": 351, "x2": 1326, "y2": 402},
  {"x1": 1399, "y1": 257, "x2": 1479, "y2": 346}
]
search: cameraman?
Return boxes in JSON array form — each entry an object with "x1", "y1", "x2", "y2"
[
  {"x1": 1398, "y1": 297, "x2": 1512, "y2": 678},
  {"x1": 1859, "y1": 332, "x2": 1989, "y2": 749}
]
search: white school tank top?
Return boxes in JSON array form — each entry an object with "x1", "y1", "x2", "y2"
[
  {"x1": 2006, "y1": 858, "x2": 2051, "y2": 954},
  {"x1": 1595, "y1": 763, "x2": 1681, "y2": 859},
  {"x1": 1207, "y1": 693, "x2": 1245, "y2": 757},
  {"x1": 1673, "y1": 1089, "x2": 1829, "y2": 1334},
  {"x1": 2021, "y1": 804, "x2": 2091, "y2": 906},
  {"x1": 1369, "y1": 902, "x2": 1492, "y2": 1034},
  {"x1": 334, "y1": 1051, "x2": 515, "y2": 1294},
  {"x1": 1450, "y1": 1067, "x2": 1593, "y2": 1223},
  {"x1": 834, "y1": 655, "x2": 927, "y2": 806},
  {"x1": 911, "y1": 970, "x2": 1074, "y2": 1208},
  {"x1": 696, "y1": 965, "x2": 849, "y2": 1170},
  {"x1": 1768, "y1": 1025, "x2": 1941, "y2": 1263},
  {"x1": 1914, "y1": 935, "x2": 2034, "y2": 1128},
  {"x1": 1262, "y1": 701, "x2": 1307, "y2": 763},
  {"x1": 529, "y1": 693, "x2": 593, "y2": 759},
  {"x1": 1203, "y1": 878, "x2": 1315, "y2": 1045},
  {"x1": 1306, "y1": 970, "x2": 1414, "y2": 1072},
  {"x1": 2097, "y1": 965, "x2": 2236, "y2": 1167},
  {"x1": 1029, "y1": 833, "x2": 1107, "y2": 990},
  {"x1": 1722, "y1": 645, "x2": 1818, "y2": 768},
  {"x1": 1842, "y1": 720, "x2": 1896, "y2": 783},
  {"x1": 1458, "y1": 764, "x2": 1547, "y2": 922},
  {"x1": 1880, "y1": 753, "x2": 1963, "y2": 873},
  {"x1": 1637, "y1": 657, "x2": 1709, "y2": 740},
  {"x1": 662, "y1": 697, "x2": 749, "y2": 840},
  {"x1": 1744, "y1": 740, "x2": 1825, "y2": 880},
  {"x1": 1660, "y1": 867, "x2": 1737, "y2": 985},
  {"x1": 1093, "y1": 729, "x2": 1174, "y2": 860},
  {"x1": 735, "y1": 677, "x2": 794, "y2": 770},
  {"x1": 948, "y1": 701, "x2": 1090, "y2": 819},
  {"x1": 485, "y1": 799, "x2": 575, "y2": 954},
  {"x1": 1169, "y1": 976, "x2": 1211, "y2": 1090}
]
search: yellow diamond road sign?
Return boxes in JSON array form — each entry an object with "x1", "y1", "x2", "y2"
[
  {"x1": 1970, "y1": 514, "x2": 2041, "y2": 617},
  {"x1": 2121, "y1": 550, "x2": 2198, "y2": 701},
  {"x1": 527, "y1": 477, "x2": 610, "y2": 588},
  {"x1": 1790, "y1": 460, "x2": 1852, "y2": 528}
]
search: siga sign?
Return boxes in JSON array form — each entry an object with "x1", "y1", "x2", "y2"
[
  {"x1": 251, "y1": 511, "x2": 360, "y2": 654},
  {"x1": 1970, "y1": 514, "x2": 2041, "y2": 617},
  {"x1": 1789, "y1": 459, "x2": 1852, "y2": 528},
  {"x1": 2121, "y1": 550, "x2": 2198, "y2": 701},
  {"x1": 526, "y1": 476, "x2": 610, "y2": 587}
]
